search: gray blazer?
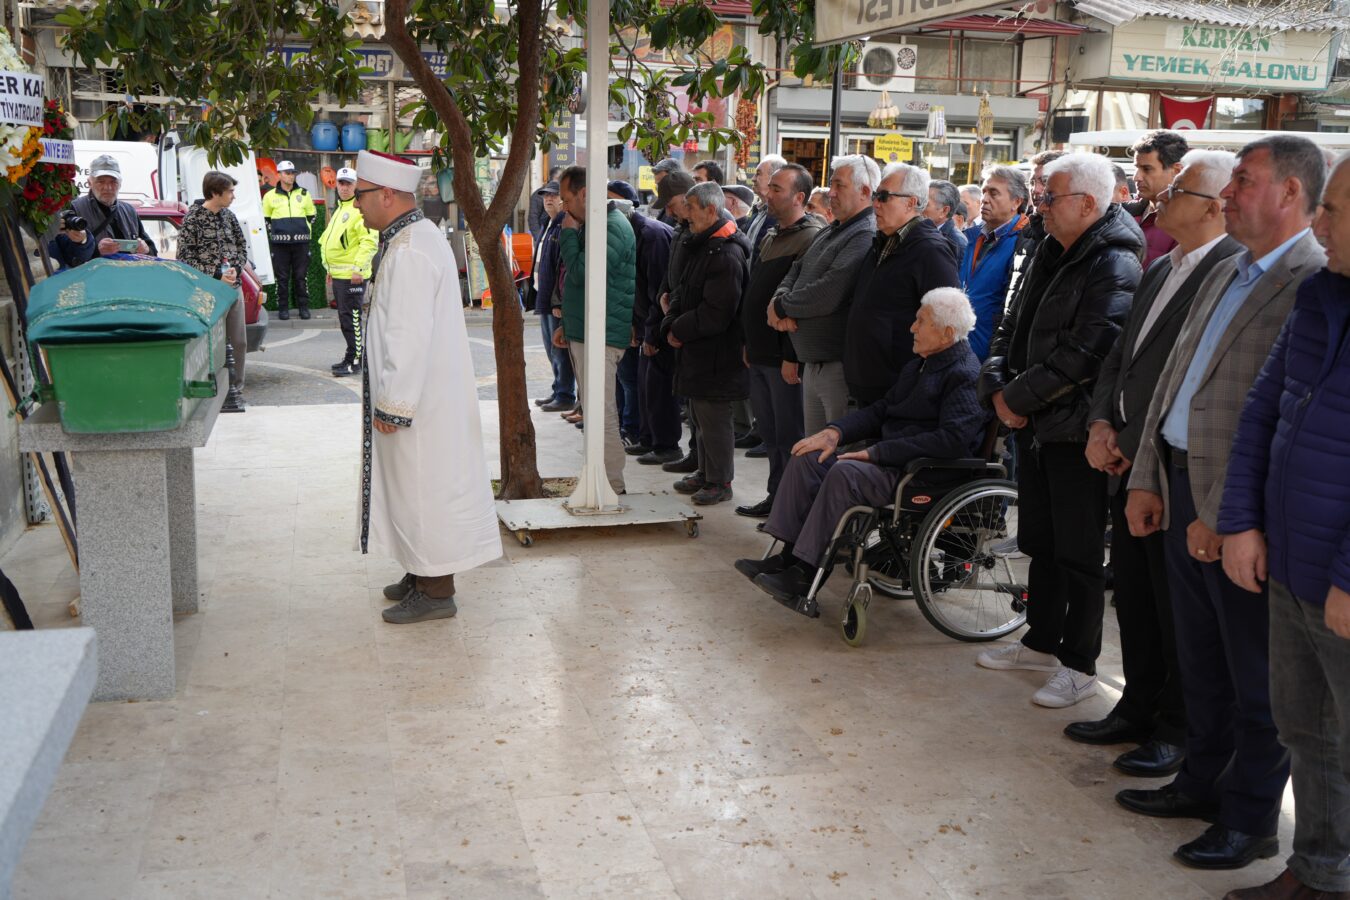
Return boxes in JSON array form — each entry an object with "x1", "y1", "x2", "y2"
[
  {"x1": 1129, "y1": 230, "x2": 1325, "y2": 529},
  {"x1": 1090, "y1": 235, "x2": 1243, "y2": 494}
]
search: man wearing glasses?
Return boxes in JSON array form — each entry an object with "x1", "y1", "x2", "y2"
[
  {"x1": 1070, "y1": 151, "x2": 1242, "y2": 781},
  {"x1": 843, "y1": 162, "x2": 960, "y2": 406},
  {"x1": 975, "y1": 153, "x2": 1143, "y2": 709}
]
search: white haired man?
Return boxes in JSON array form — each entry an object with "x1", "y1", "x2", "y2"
[
  {"x1": 925, "y1": 179, "x2": 969, "y2": 261},
  {"x1": 976, "y1": 152, "x2": 1143, "y2": 707},
  {"x1": 745, "y1": 153, "x2": 787, "y2": 257},
  {"x1": 737, "y1": 287, "x2": 989, "y2": 616},
  {"x1": 1070, "y1": 150, "x2": 1243, "y2": 777},
  {"x1": 959, "y1": 183, "x2": 983, "y2": 229},
  {"x1": 844, "y1": 162, "x2": 960, "y2": 406},
  {"x1": 768, "y1": 155, "x2": 879, "y2": 434}
]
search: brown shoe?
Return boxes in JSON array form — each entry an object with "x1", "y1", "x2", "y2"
[{"x1": 1224, "y1": 869, "x2": 1348, "y2": 900}]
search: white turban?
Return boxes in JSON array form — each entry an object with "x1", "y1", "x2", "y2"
[{"x1": 356, "y1": 150, "x2": 423, "y2": 192}]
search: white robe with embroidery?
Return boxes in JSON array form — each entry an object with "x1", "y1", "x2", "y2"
[{"x1": 360, "y1": 217, "x2": 502, "y2": 575}]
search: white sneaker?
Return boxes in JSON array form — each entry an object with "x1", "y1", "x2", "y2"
[
  {"x1": 1032, "y1": 667, "x2": 1099, "y2": 708},
  {"x1": 976, "y1": 642, "x2": 1059, "y2": 672}
]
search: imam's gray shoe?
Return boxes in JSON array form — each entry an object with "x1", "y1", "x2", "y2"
[
  {"x1": 382, "y1": 590, "x2": 457, "y2": 625},
  {"x1": 383, "y1": 572, "x2": 414, "y2": 601}
]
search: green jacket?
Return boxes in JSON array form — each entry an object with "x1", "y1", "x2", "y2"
[{"x1": 559, "y1": 205, "x2": 636, "y2": 349}]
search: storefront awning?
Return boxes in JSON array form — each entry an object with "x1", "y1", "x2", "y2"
[
  {"x1": 1072, "y1": 0, "x2": 1345, "y2": 32},
  {"x1": 917, "y1": 14, "x2": 1095, "y2": 35}
]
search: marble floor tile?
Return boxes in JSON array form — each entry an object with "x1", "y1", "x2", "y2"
[{"x1": 515, "y1": 791, "x2": 664, "y2": 884}]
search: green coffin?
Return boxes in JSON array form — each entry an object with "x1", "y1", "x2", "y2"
[{"x1": 28, "y1": 258, "x2": 238, "y2": 434}]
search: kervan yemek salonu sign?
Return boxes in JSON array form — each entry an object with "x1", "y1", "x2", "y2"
[{"x1": 1071, "y1": 18, "x2": 1335, "y2": 91}]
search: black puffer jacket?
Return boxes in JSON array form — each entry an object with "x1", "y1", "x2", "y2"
[
  {"x1": 661, "y1": 218, "x2": 751, "y2": 401},
  {"x1": 977, "y1": 204, "x2": 1143, "y2": 443}
]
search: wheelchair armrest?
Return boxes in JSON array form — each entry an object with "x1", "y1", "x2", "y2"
[{"x1": 904, "y1": 457, "x2": 999, "y2": 475}]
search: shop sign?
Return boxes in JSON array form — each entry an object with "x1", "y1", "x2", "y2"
[
  {"x1": 0, "y1": 71, "x2": 44, "y2": 127},
  {"x1": 815, "y1": 0, "x2": 1002, "y2": 45},
  {"x1": 873, "y1": 132, "x2": 913, "y2": 163},
  {"x1": 281, "y1": 45, "x2": 396, "y2": 80},
  {"x1": 637, "y1": 166, "x2": 655, "y2": 191},
  {"x1": 1096, "y1": 17, "x2": 1332, "y2": 91}
]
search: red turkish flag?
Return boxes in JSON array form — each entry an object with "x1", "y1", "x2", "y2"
[{"x1": 1160, "y1": 96, "x2": 1215, "y2": 131}]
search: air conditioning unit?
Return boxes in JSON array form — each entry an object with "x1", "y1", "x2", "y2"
[{"x1": 856, "y1": 40, "x2": 919, "y2": 93}]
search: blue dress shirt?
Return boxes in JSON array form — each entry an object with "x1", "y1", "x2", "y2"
[{"x1": 1161, "y1": 229, "x2": 1309, "y2": 451}]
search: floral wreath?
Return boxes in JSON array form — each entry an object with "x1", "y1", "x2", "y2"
[{"x1": 0, "y1": 27, "x2": 77, "y2": 234}]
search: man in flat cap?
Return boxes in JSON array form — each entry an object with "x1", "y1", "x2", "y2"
[
  {"x1": 352, "y1": 150, "x2": 502, "y2": 624},
  {"x1": 53, "y1": 154, "x2": 157, "y2": 269}
]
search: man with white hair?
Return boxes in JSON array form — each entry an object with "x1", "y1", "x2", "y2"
[
  {"x1": 55, "y1": 153, "x2": 157, "y2": 268},
  {"x1": 745, "y1": 154, "x2": 787, "y2": 257},
  {"x1": 959, "y1": 184, "x2": 983, "y2": 229},
  {"x1": 769, "y1": 154, "x2": 879, "y2": 434},
  {"x1": 1068, "y1": 150, "x2": 1243, "y2": 777},
  {"x1": 354, "y1": 150, "x2": 502, "y2": 625},
  {"x1": 1122, "y1": 134, "x2": 1327, "y2": 871},
  {"x1": 925, "y1": 179, "x2": 968, "y2": 261},
  {"x1": 736, "y1": 288, "x2": 988, "y2": 616},
  {"x1": 1216, "y1": 150, "x2": 1350, "y2": 900},
  {"x1": 844, "y1": 162, "x2": 960, "y2": 406},
  {"x1": 976, "y1": 152, "x2": 1143, "y2": 708}
]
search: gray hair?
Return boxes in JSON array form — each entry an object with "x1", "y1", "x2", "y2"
[
  {"x1": 831, "y1": 154, "x2": 881, "y2": 192},
  {"x1": 1238, "y1": 134, "x2": 1327, "y2": 216},
  {"x1": 809, "y1": 186, "x2": 830, "y2": 207},
  {"x1": 881, "y1": 162, "x2": 930, "y2": 209},
  {"x1": 1043, "y1": 153, "x2": 1115, "y2": 213},
  {"x1": 921, "y1": 287, "x2": 978, "y2": 338},
  {"x1": 929, "y1": 179, "x2": 961, "y2": 218},
  {"x1": 982, "y1": 165, "x2": 1030, "y2": 208},
  {"x1": 1178, "y1": 149, "x2": 1237, "y2": 199},
  {"x1": 685, "y1": 181, "x2": 725, "y2": 215},
  {"x1": 757, "y1": 154, "x2": 787, "y2": 175}
]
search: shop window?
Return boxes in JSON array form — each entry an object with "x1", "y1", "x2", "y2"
[
  {"x1": 960, "y1": 40, "x2": 1016, "y2": 96},
  {"x1": 1214, "y1": 97, "x2": 1265, "y2": 130}
]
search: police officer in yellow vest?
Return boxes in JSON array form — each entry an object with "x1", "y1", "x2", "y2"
[
  {"x1": 320, "y1": 167, "x2": 378, "y2": 377},
  {"x1": 262, "y1": 160, "x2": 317, "y2": 320}
]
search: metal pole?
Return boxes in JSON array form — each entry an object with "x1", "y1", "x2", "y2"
[
  {"x1": 567, "y1": 0, "x2": 620, "y2": 513},
  {"x1": 828, "y1": 52, "x2": 843, "y2": 169}
]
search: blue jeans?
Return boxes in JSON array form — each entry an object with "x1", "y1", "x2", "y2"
[
  {"x1": 1269, "y1": 578, "x2": 1350, "y2": 890},
  {"x1": 615, "y1": 345, "x2": 639, "y2": 439},
  {"x1": 540, "y1": 313, "x2": 575, "y2": 404}
]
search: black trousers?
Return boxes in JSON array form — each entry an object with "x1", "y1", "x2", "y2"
[
  {"x1": 271, "y1": 243, "x2": 310, "y2": 313},
  {"x1": 748, "y1": 362, "x2": 804, "y2": 497},
  {"x1": 1165, "y1": 462, "x2": 1288, "y2": 838},
  {"x1": 333, "y1": 278, "x2": 365, "y2": 363},
  {"x1": 1015, "y1": 433, "x2": 1108, "y2": 675},
  {"x1": 638, "y1": 347, "x2": 681, "y2": 451},
  {"x1": 1109, "y1": 488, "x2": 1186, "y2": 744}
]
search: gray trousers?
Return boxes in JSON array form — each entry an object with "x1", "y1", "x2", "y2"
[
  {"x1": 801, "y1": 360, "x2": 849, "y2": 436},
  {"x1": 1269, "y1": 578, "x2": 1350, "y2": 891},
  {"x1": 764, "y1": 453, "x2": 899, "y2": 567},
  {"x1": 689, "y1": 398, "x2": 734, "y2": 485},
  {"x1": 568, "y1": 340, "x2": 626, "y2": 493},
  {"x1": 748, "y1": 363, "x2": 804, "y2": 496},
  {"x1": 225, "y1": 296, "x2": 247, "y2": 390}
]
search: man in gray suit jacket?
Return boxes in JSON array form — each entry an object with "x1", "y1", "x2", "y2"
[
  {"x1": 1119, "y1": 135, "x2": 1328, "y2": 872},
  {"x1": 1067, "y1": 151, "x2": 1244, "y2": 780}
]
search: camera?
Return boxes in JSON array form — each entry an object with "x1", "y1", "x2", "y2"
[{"x1": 60, "y1": 210, "x2": 89, "y2": 232}]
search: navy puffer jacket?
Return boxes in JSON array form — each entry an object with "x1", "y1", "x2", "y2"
[{"x1": 1219, "y1": 269, "x2": 1350, "y2": 606}]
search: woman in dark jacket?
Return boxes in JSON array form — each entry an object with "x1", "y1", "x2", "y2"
[{"x1": 660, "y1": 183, "x2": 751, "y2": 505}]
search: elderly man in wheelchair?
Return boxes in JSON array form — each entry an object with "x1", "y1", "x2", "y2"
[{"x1": 736, "y1": 288, "x2": 1024, "y2": 644}]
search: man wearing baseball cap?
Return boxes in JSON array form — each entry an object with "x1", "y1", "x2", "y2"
[
  {"x1": 261, "y1": 160, "x2": 317, "y2": 320},
  {"x1": 319, "y1": 167, "x2": 377, "y2": 377},
  {"x1": 54, "y1": 153, "x2": 157, "y2": 269}
]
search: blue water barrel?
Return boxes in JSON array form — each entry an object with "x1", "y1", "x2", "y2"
[
  {"x1": 341, "y1": 122, "x2": 366, "y2": 152},
  {"x1": 310, "y1": 120, "x2": 339, "y2": 151}
]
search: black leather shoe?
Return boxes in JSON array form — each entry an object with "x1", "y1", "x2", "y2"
[
  {"x1": 1064, "y1": 712, "x2": 1149, "y2": 746},
  {"x1": 734, "y1": 431, "x2": 761, "y2": 449},
  {"x1": 1116, "y1": 783, "x2": 1218, "y2": 821},
  {"x1": 277, "y1": 309, "x2": 290, "y2": 320},
  {"x1": 662, "y1": 453, "x2": 698, "y2": 473},
  {"x1": 298, "y1": 307, "x2": 311, "y2": 320},
  {"x1": 734, "y1": 553, "x2": 791, "y2": 581},
  {"x1": 1174, "y1": 824, "x2": 1279, "y2": 871},
  {"x1": 637, "y1": 448, "x2": 682, "y2": 465},
  {"x1": 745, "y1": 443, "x2": 768, "y2": 458},
  {"x1": 624, "y1": 442, "x2": 652, "y2": 456},
  {"x1": 753, "y1": 566, "x2": 821, "y2": 618},
  {"x1": 1114, "y1": 739, "x2": 1185, "y2": 777},
  {"x1": 735, "y1": 496, "x2": 774, "y2": 518}
]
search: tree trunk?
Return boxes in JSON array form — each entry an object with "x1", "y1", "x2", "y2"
[{"x1": 385, "y1": 0, "x2": 547, "y2": 500}]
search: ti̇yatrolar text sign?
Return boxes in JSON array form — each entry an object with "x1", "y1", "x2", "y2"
[{"x1": 0, "y1": 71, "x2": 44, "y2": 127}]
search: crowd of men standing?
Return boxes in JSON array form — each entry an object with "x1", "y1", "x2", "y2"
[{"x1": 526, "y1": 133, "x2": 1349, "y2": 900}]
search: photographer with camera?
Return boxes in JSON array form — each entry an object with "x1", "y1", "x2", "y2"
[{"x1": 50, "y1": 154, "x2": 157, "y2": 270}]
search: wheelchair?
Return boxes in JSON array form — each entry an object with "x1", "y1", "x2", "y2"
[{"x1": 762, "y1": 426, "x2": 1028, "y2": 646}]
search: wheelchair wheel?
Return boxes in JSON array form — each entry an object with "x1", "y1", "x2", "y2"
[
  {"x1": 860, "y1": 528, "x2": 912, "y2": 599},
  {"x1": 908, "y1": 479, "x2": 1028, "y2": 642},
  {"x1": 841, "y1": 582, "x2": 871, "y2": 646}
]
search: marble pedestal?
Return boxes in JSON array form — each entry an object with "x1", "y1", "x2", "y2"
[{"x1": 19, "y1": 372, "x2": 225, "y2": 701}]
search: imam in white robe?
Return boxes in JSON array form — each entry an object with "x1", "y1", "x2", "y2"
[{"x1": 359, "y1": 213, "x2": 502, "y2": 575}]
